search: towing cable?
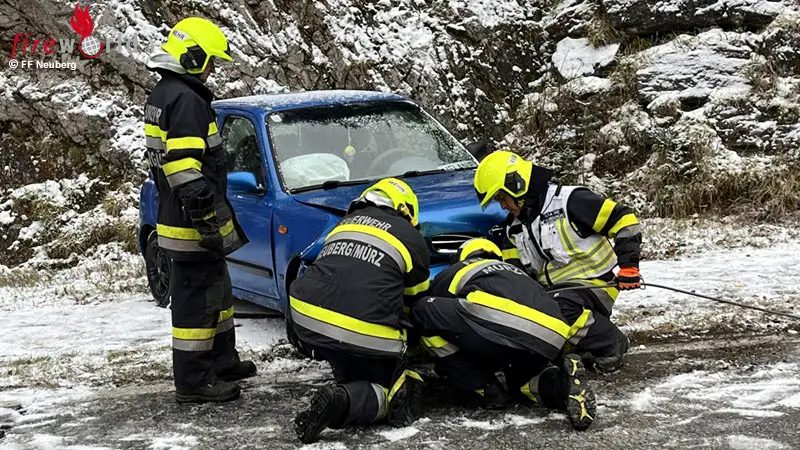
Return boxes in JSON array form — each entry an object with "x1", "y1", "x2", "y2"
[{"x1": 547, "y1": 279, "x2": 800, "y2": 321}]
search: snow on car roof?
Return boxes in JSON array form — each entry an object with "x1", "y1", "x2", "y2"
[{"x1": 212, "y1": 89, "x2": 409, "y2": 111}]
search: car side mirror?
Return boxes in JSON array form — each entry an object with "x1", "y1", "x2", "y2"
[
  {"x1": 228, "y1": 171, "x2": 265, "y2": 195},
  {"x1": 466, "y1": 140, "x2": 490, "y2": 161}
]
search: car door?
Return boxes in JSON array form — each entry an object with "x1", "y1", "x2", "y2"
[{"x1": 220, "y1": 112, "x2": 280, "y2": 304}]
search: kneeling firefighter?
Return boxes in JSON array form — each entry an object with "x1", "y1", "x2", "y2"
[
  {"x1": 289, "y1": 178, "x2": 431, "y2": 444},
  {"x1": 409, "y1": 238, "x2": 597, "y2": 431},
  {"x1": 473, "y1": 151, "x2": 642, "y2": 372}
]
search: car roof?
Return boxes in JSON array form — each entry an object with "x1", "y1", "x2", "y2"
[{"x1": 211, "y1": 89, "x2": 409, "y2": 112}]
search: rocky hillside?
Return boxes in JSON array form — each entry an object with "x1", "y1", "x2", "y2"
[{"x1": 0, "y1": 0, "x2": 798, "y2": 269}]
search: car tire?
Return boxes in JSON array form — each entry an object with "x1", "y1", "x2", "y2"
[{"x1": 145, "y1": 231, "x2": 171, "y2": 308}]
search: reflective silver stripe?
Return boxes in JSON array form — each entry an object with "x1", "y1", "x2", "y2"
[
  {"x1": 216, "y1": 318, "x2": 234, "y2": 334},
  {"x1": 173, "y1": 337, "x2": 214, "y2": 351},
  {"x1": 290, "y1": 308, "x2": 405, "y2": 355},
  {"x1": 326, "y1": 231, "x2": 406, "y2": 272},
  {"x1": 458, "y1": 298, "x2": 566, "y2": 351},
  {"x1": 568, "y1": 311, "x2": 595, "y2": 345},
  {"x1": 207, "y1": 133, "x2": 222, "y2": 148},
  {"x1": 451, "y1": 260, "x2": 497, "y2": 294},
  {"x1": 166, "y1": 169, "x2": 203, "y2": 188},
  {"x1": 615, "y1": 224, "x2": 642, "y2": 239},
  {"x1": 146, "y1": 136, "x2": 165, "y2": 150},
  {"x1": 158, "y1": 230, "x2": 242, "y2": 253},
  {"x1": 371, "y1": 383, "x2": 388, "y2": 421}
]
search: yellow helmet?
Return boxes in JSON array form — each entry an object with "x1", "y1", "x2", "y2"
[
  {"x1": 473, "y1": 150, "x2": 533, "y2": 209},
  {"x1": 358, "y1": 178, "x2": 420, "y2": 227},
  {"x1": 162, "y1": 17, "x2": 232, "y2": 74},
  {"x1": 457, "y1": 238, "x2": 502, "y2": 262}
]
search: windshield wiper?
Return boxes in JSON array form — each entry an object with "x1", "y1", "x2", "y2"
[
  {"x1": 398, "y1": 169, "x2": 446, "y2": 179},
  {"x1": 290, "y1": 179, "x2": 373, "y2": 194}
]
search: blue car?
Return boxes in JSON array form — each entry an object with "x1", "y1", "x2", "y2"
[{"x1": 138, "y1": 90, "x2": 505, "y2": 314}]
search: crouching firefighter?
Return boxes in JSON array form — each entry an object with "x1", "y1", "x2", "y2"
[
  {"x1": 473, "y1": 151, "x2": 643, "y2": 373},
  {"x1": 143, "y1": 17, "x2": 255, "y2": 403},
  {"x1": 409, "y1": 238, "x2": 597, "y2": 430},
  {"x1": 289, "y1": 178, "x2": 431, "y2": 444}
]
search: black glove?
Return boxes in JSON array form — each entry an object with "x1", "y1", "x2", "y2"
[{"x1": 185, "y1": 192, "x2": 224, "y2": 253}]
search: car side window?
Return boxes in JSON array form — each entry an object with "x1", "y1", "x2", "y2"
[{"x1": 221, "y1": 115, "x2": 266, "y2": 188}]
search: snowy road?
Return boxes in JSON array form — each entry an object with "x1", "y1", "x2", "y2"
[{"x1": 1, "y1": 241, "x2": 799, "y2": 449}]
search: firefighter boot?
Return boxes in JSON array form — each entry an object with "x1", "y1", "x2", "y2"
[
  {"x1": 175, "y1": 379, "x2": 241, "y2": 403},
  {"x1": 461, "y1": 378, "x2": 513, "y2": 409},
  {"x1": 594, "y1": 330, "x2": 630, "y2": 374},
  {"x1": 216, "y1": 360, "x2": 257, "y2": 382},
  {"x1": 562, "y1": 354, "x2": 596, "y2": 431},
  {"x1": 387, "y1": 370, "x2": 425, "y2": 427},
  {"x1": 294, "y1": 385, "x2": 350, "y2": 444}
]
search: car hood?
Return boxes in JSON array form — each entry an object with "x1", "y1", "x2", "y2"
[
  {"x1": 292, "y1": 170, "x2": 508, "y2": 258},
  {"x1": 292, "y1": 170, "x2": 479, "y2": 214}
]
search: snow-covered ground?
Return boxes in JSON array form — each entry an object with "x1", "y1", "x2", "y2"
[{"x1": 1, "y1": 224, "x2": 799, "y2": 449}]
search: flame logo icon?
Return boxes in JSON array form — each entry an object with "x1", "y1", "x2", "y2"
[{"x1": 70, "y1": 3, "x2": 104, "y2": 58}]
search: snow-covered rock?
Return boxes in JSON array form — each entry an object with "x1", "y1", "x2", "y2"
[
  {"x1": 602, "y1": 0, "x2": 787, "y2": 36},
  {"x1": 552, "y1": 37, "x2": 620, "y2": 79}
]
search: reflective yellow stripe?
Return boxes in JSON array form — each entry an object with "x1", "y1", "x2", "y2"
[
  {"x1": 608, "y1": 213, "x2": 640, "y2": 238},
  {"x1": 290, "y1": 297, "x2": 406, "y2": 341},
  {"x1": 422, "y1": 336, "x2": 450, "y2": 348},
  {"x1": 387, "y1": 369, "x2": 423, "y2": 404},
  {"x1": 144, "y1": 123, "x2": 167, "y2": 139},
  {"x1": 502, "y1": 248, "x2": 520, "y2": 260},
  {"x1": 404, "y1": 278, "x2": 430, "y2": 296},
  {"x1": 157, "y1": 220, "x2": 234, "y2": 241},
  {"x1": 166, "y1": 136, "x2": 206, "y2": 151},
  {"x1": 558, "y1": 218, "x2": 581, "y2": 258},
  {"x1": 172, "y1": 327, "x2": 216, "y2": 340},
  {"x1": 208, "y1": 121, "x2": 218, "y2": 135},
  {"x1": 219, "y1": 307, "x2": 234, "y2": 322},
  {"x1": 327, "y1": 224, "x2": 413, "y2": 272},
  {"x1": 548, "y1": 241, "x2": 616, "y2": 283},
  {"x1": 448, "y1": 260, "x2": 496, "y2": 294},
  {"x1": 466, "y1": 291, "x2": 571, "y2": 338},
  {"x1": 566, "y1": 309, "x2": 592, "y2": 340},
  {"x1": 592, "y1": 199, "x2": 617, "y2": 233},
  {"x1": 162, "y1": 158, "x2": 202, "y2": 176},
  {"x1": 581, "y1": 278, "x2": 619, "y2": 301}
]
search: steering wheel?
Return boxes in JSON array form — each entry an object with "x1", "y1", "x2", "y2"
[{"x1": 365, "y1": 147, "x2": 418, "y2": 176}]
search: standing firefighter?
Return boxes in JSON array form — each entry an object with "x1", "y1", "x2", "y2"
[
  {"x1": 473, "y1": 151, "x2": 642, "y2": 373},
  {"x1": 144, "y1": 17, "x2": 255, "y2": 403},
  {"x1": 290, "y1": 178, "x2": 430, "y2": 444},
  {"x1": 410, "y1": 238, "x2": 597, "y2": 431}
]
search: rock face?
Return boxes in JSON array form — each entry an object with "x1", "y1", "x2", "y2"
[
  {"x1": 601, "y1": 0, "x2": 786, "y2": 35},
  {"x1": 0, "y1": 0, "x2": 798, "y2": 265}
]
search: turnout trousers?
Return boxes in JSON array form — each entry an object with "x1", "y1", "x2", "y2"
[
  {"x1": 304, "y1": 344, "x2": 419, "y2": 427},
  {"x1": 410, "y1": 297, "x2": 568, "y2": 410},
  {"x1": 549, "y1": 283, "x2": 626, "y2": 359},
  {"x1": 170, "y1": 259, "x2": 241, "y2": 389}
]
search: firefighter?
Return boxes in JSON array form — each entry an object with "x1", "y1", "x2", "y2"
[
  {"x1": 143, "y1": 17, "x2": 255, "y2": 403},
  {"x1": 409, "y1": 238, "x2": 597, "y2": 431},
  {"x1": 289, "y1": 178, "x2": 431, "y2": 444},
  {"x1": 473, "y1": 150, "x2": 641, "y2": 373}
]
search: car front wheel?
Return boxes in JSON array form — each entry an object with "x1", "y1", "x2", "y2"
[{"x1": 145, "y1": 231, "x2": 171, "y2": 308}]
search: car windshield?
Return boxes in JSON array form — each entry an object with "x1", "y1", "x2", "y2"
[{"x1": 266, "y1": 100, "x2": 477, "y2": 192}]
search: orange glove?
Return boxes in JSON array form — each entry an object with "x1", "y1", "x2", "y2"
[{"x1": 615, "y1": 267, "x2": 641, "y2": 290}]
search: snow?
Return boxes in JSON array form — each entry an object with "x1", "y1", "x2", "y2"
[
  {"x1": 726, "y1": 435, "x2": 790, "y2": 450},
  {"x1": 448, "y1": 0, "x2": 529, "y2": 28},
  {"x1": 377, "y1": 426, "x2": 420, "y2": 441},
  {"x1": 552, "y1": 37, "x2": 619, "y2": 80},
  {"x1": 564, "y1": 76, "x2": 613, "y2": 96},
  {"x1": 636, "y1": 30, "x2": 756, "y2": 104}
]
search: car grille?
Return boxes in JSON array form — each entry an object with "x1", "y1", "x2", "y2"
[{"x1": 430, "y1": 233, "x2": 480, "y2": 255}]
